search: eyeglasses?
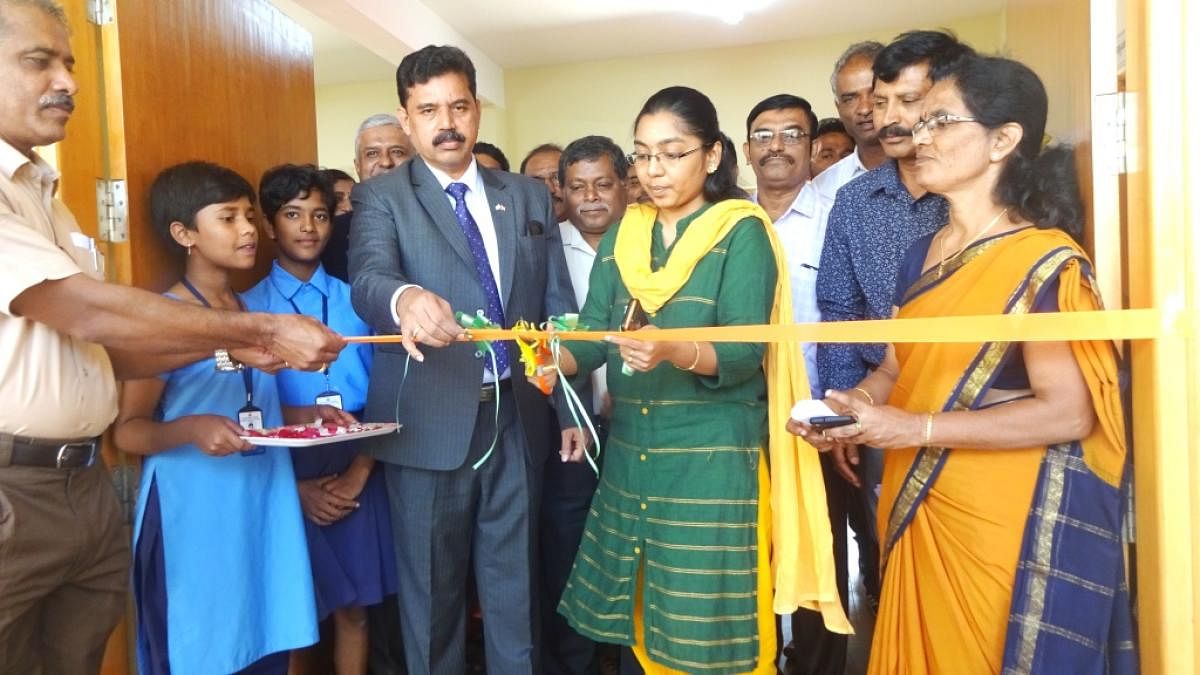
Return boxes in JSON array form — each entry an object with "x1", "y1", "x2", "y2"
[
  {"x1": 912, "y1": 113, "x2": 979, "y2": 139},
  {"x1": 626, "y1": 146, "x2": 703, "y2": 167},
  {"x1": 748, "y1": 128, "x2": 809, "y2": 146}
]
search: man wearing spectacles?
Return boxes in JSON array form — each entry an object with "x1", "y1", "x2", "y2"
[
  {"x1": 742, "y1": 94, "x2": 824, "y2": 398},
  {"x1": 744, "y1": 92, "x2": 852, "y2": 674}
]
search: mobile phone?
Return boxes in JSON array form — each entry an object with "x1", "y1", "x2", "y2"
[
  {"x1": 621, "y1": 299, "x2": 648, "y2": 331},
  {"x1": 807, "y1": 415, "x2": 858, "y2": 430}
]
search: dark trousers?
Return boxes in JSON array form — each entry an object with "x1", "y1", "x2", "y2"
[
  {"x1": 852, "y1": 448, "x2": 882, "y2": 600},
  {"x1": 787, "y1": 453, "x2": 852, "y2": 675},
  {"x1": 539, "y1": 418, "x2": 603, "y2": 675},
  {"x1": 0, "y1": 462, "x2": 129, "y2": 674},
  {"x1": 367, "y1": 594, "x2": 407, "y2": 674},
  {"x1": 384, "y1": 390, "x2": 539, "y2": 675}
]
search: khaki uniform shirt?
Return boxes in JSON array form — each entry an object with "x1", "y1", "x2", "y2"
[{"x1": 0, "y1": 139, "x2": 117, "y2": 438}]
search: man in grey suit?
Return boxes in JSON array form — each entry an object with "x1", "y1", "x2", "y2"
[{"x1": 348, "y1": 45, "x2": 586, "y2": 674}]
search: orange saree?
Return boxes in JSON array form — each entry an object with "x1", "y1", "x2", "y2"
[{"x1": 867, "y1": 227, "x2": 1136, "y2": 675}]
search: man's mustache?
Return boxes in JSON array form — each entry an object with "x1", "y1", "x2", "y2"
[
  {"x1": 433, "y1": 129, "x2": 466, "y2": 145},
  {"x1": 758, "y1": 153, "x2": 794, "y2": 166},
  {"x1": 878, "y1": 123, "x2": 912, "y2": 139},
  {"x1": 39, "y1": 93, "x2": 75, "y2": 112}
]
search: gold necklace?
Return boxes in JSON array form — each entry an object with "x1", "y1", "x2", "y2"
[{"x1": 936, "y1": 208, "x2": 1009, "y2": 278}]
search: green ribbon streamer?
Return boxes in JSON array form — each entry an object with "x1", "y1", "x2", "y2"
[
  {"x1": 457, "y1": 310, "x2": 502, "y2": 470},
  {"x1": 544, "y1": 314, "x2": 601, "y2": 476}
]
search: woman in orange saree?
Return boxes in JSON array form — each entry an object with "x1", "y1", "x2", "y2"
[{"x1": 791, "y1": 55, "x2": 1137, "y2": 674}]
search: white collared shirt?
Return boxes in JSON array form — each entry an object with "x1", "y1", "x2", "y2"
[
  {"x1": 813, "y1": 148, "x2": 870, "y2": 207},
  {"x1": 754, "y1": 181, "x2": 826, "y2": 397},
  {"x1": 559, "y1": 221, "x2": 608, "y2": 415}
]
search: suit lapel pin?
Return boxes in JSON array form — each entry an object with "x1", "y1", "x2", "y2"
[{"x1": 494, "y1": 203, "x2": 506, "y2": 212}]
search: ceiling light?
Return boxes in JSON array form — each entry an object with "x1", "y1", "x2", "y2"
[{"x1": 681, "y1": 0, "x2": 774, "y2": 25}]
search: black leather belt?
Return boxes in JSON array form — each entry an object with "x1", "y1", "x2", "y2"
[
  {"x1": 0, "y1": 434, "x2": 100, "y2": 469},
  {"x1": 480, "y1": 379, "x2": 513, "y2": 403}
]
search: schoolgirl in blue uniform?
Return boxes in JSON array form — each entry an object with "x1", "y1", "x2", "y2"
[
  {"x1": 242, "y1": 164, "x2": 395, "y2": 674},
  {"x1": 114, "y1": 162, "x2": 346, "y2": 675}
]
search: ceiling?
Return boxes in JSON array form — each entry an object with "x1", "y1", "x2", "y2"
[
  {"x1": 425, "y1": 0, "x2": 1004, "y2": 68},
  {"x1": 270, "y1": 0, "x2": 398, "y2": 86},
  {"x1": 272, "y1": 0, "x2": 1005, "y2": 84}
]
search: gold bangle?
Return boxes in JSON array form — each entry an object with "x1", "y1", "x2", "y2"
[
  {"x1": 852, "y1": 387, "x2": 875, "y2": 406},
  {"x1": 678, "y1": 341, "x2": 701, "y2": 372},
  {"x1": 923, "y1": 413, "x2": 934, "y2": 445}
]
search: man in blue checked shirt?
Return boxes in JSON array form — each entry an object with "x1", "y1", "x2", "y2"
[{"x1": 806, "y1": 30, "x2": 974, "y2": 674}]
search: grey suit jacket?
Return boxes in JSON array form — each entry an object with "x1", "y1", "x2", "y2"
[{"x1": 348, "y1": 157, "x2": 578, "y2": 470}]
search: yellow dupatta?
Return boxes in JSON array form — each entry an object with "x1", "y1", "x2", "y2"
[{"x1": 615, "y1": 201, "x2": 852, "y2": 637}]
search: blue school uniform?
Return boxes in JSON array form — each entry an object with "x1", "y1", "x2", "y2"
[
  {"x1": 132, "y1": 301, "x2": 318, "y2": 675},
  {"x1": 243, "y1": 262, "x2": 396, "y2": 619}
]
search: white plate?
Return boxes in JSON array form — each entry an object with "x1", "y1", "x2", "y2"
[{"x1": 241, "y1": 422, "x2": 401, "y2": 448}]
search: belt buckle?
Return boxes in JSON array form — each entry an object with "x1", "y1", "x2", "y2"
[{"x1": 55, "y1": 441, "x2": 97, "y2": 469}]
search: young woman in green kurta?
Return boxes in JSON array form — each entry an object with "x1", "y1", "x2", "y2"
[{"x1": 551, "y1": 86, "x2": 779, "y2": 674}]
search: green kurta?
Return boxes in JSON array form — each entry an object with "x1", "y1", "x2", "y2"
[{"x1": 558, "y1": 203, "x2": 777, "y2": 672}]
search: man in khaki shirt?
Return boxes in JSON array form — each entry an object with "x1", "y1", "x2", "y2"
[{"x1": 0, "y1": 3, "x2": 345, "y2": 672}]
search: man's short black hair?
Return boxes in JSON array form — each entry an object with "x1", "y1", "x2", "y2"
[
  {"x1": 813, "y1": 118, "x2": 850, "y2": 141},
  {"x1": 149, "y1": 161, "x2": 254, "y2": 252},
  {"x1": 473, "y1": 142, "x2": 510, "y2": 171},
  {"x1": 744, "y1": 94, "x2": 819, "y2": 141},
  {"x1": 873, "y1": 29, "x2": 975, "y2": 84},
  {"x1": 519, "y1": 143, "x2": 563, "y2": 175},
  {"x1": 396, "y1": 45, "x2": 477, "y2": 108},
  {"x1": 558, "y1": 135, "x2": 628, "y2": 184},
  {"x1": 259, "y1": 163, "x2": 335, "y2": 224}
]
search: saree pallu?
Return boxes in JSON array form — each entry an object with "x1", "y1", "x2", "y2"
[{"x1": 868, "y1": 228, "x2": 1137, "y2": 675}]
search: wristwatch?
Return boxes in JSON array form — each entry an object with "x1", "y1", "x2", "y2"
[{"x1": 214, "y1": 349, "x2": 244, "y2": 372}]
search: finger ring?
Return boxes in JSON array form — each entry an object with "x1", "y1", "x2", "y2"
[
  {"x1": 283, "y1": 361, "x2": 290, "y2": 368},
  {"x1": 855, "y1": 420, "x2": 863, "y2": 432},
  {"x1": 319, "y1": 362, "x2": 329, "y2": 374}
]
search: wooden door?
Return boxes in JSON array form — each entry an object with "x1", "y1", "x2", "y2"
[
  {"x1": 1123, "y1": 0, "x2": 1200, "y2": 673},
  {"x1": 53, "y1": 1, "x2": 318, "y2": 672}
]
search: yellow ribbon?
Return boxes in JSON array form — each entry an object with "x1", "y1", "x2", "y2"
[{"x1": 346, "y1": 307, "x2": 1189, "y2": 345}]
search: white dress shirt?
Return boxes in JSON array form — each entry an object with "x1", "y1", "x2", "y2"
[
  {"x1": 754, "y1": 181, "x2": 827, "y2": 397},
  {"x1": 558, "y1": 221, "x2": 608, "y2": 415}
]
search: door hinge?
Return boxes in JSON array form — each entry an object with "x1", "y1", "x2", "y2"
[
  {"x1": 96, "y1": 178, "x2": 128, "y2": 243},
  {"x1": 87, "y1": 0, "x2": 114, "y2": 25}
]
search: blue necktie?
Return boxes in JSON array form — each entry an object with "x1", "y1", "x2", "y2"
[{"x1": 446, "y1": 182, "x2": 509, "y2": 377}]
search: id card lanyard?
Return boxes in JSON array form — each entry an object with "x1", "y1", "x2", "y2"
[
  {"x1": 278, "y1": 281, "x2": 343, "y2": 410},
  {"x1": 180, "y1": 277, "x2": 265, "y2": 453}
]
